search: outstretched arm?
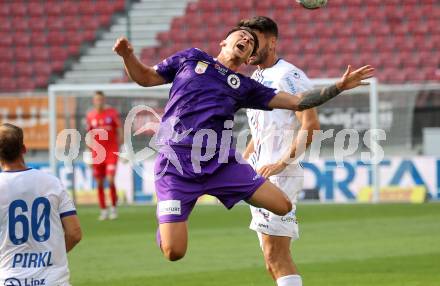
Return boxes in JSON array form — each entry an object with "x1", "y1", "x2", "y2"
[
  {"x1": 113, "y1": 37, "x2": 167, "y2": 87},
  {"x1": 257, "y1": 109, "x2": 320, "y2": 178},
  {"x1": 268, "y1": 65, "x2": 374, "y2": 111}
]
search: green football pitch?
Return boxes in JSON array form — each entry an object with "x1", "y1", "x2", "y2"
[{"x1": 69, "y1": 203, "x2": 440, "y2": 286}]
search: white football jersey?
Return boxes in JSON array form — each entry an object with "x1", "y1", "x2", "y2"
[
  {"x1": 247, "y1": 59, "x2": 313, "y2": 177},
  {"x1": 0, "y1": 168, "x2": 76, "y2": 286}
]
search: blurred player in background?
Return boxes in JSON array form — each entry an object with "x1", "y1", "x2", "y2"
[
  {"x1": 113, "y1": 27, "x2": 373, "y2": 261},
  {"x1": 86, "y1": 91, "x2": 122, "y2": 220},
  {"x1": 0, "y1": 123, "x2": 81, "y2": 286},
  {"x1": 241, "y1": 16, "x2": 319, "y2": 286}
]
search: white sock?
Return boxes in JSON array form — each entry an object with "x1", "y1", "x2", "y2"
[{"x1": 276, "y1": 274, "x2": 302, "y2": 286}]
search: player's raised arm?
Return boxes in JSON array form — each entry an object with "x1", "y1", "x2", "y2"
[
  {"x1": 268, "y1": 65, "x2": 374, "y2": 111},
  {"x1": 113, "y1": 37, "x2": 167, "y2": 87}
]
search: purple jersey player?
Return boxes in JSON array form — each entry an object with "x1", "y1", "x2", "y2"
[{"x1": 113, "y1": 26, "x2": 374, "y2": 261}]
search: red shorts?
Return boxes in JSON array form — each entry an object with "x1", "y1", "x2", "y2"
[{"x1": 92, "y1": 152, "x2": 118, "y2": 179}]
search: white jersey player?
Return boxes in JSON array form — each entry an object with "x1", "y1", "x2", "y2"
[
  {"x1": 247, "y1": 58, "x2": 313, "y2": 236},
  {"x1": 241, "y1": 17, "x2": 320, "y2": 286},
  {"x1": 248, "y1": 58, "x2": 312, "y2": 177},
  {"x1": 0, "y1": 123, "x2": 82, "y2": 286}
]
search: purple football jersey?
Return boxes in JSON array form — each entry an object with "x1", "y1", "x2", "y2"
[{"x1": 154, "y1": 48, "x2": 277, "y2": 148}]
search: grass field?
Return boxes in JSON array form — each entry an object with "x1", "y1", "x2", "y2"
[{"x1": 69, "y1": 203, "x2": 440, "y2": 286}]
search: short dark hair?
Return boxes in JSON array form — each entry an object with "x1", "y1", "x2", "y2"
[
  {"x1": 226, "y1": 26, "x2": 259, "y2": 56},
  {"x1": 95, "y1": 91, "x2": 105, "y2": 96},
  {"x1": 0, "y1": 123, "x2": 24, "y2": 162},
  {"x1": 238, "y1": 16, "x2": 279, "y2": 38}
]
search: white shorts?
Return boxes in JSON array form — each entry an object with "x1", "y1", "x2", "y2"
[{"x1": 249, "y1": 176, "x2": 303, "y2": 241}]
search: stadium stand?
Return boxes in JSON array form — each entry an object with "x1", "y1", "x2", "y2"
[
  {"x1": 0, "y1": 0, "x2": 125, "y2": 92},
  {"x1": 134, "y1": 0, "x2": 439, "y2": 83},
  {"x1": 59, "y1": 0, "x2": 195, "y2": 84}
]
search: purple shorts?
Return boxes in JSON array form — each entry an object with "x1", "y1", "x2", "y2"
[{"x1": 154, "y1": 146, "x2": 266, "y2": 224}]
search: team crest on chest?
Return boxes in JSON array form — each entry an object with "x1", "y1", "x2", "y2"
[
  {"x1": 227, "y1": 74, "x2": 240, "y2": 89},
  {"x1": 195, "y1": 61, "x2": 208, "y2": 74}
]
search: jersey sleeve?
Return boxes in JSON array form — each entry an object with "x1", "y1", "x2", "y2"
[
  {"x1": 154, "y1": 48, "x2": 194, "y2": 83},
  {"x1": 241, "y1": 78, "x2": 277, "y2": 110},
  {"x1": 278, "y1": 69, "x2": 313, "y2": 94},
  {"x1": 56, "y1": 179, "x2": 77, "y2": 218}
]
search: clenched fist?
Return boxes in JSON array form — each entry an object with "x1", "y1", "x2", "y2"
[{"x1": 113, "y1": 37, "x2": 134, "y2": 58}]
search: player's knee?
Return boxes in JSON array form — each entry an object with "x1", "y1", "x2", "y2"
[
  {"x1": 285, "y1": 199, "x2": 293, "y2": 213},
  {"x1": 97, "y1": 180, "x2": 104, "y2": 188},
  {"x1": 162, "y1": 245, "x2": 186, "y2": 261},
  {"x1": 107, "y1": 176, "x2": 115, "y2": 185},
  {"x1": 274, "y1": 198, "x2": 292, "y2": 216}
]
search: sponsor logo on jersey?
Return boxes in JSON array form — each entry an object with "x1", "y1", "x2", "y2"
[
  {"x1": 4, "y1": 278, "x2": 21, "y2": 286},
  {"x1": 4, "y1": 277, "x2": 46, "y2": 286},
  {"x1": 227, "y1": 74, "x2": 240, "y2": 89},
  {"x1": 281, "y1": 211, "x2": 297, "y2": 223},
  {"x1": 214, "y1": 64, "x2": 228, "y2": 75},
  {"x1": 195, "y1": 61, "x2": 208, "y2": 74},
  {"x1": 252, "y1": 173, "x2": 262, "y2": 181},
  {"x1": 257, "y1": 223, "x2": 269, "y2": 229},
  {"x1": 258, "y1": 209, "x2": 270, "y2": 221},
  {"x1": 285, "y1": 76, "x2": 297, "y2": 94},
  {"x1": 158, "y1": 200, "x2": 181, "y2": 216},
  {"x1": 281, "y1": 216, "x2": 297, "y2": 223}
]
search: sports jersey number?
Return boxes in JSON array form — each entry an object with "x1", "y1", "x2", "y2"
[{"x1": 8, "y1": 197, "x2": 51, "y2": 245}]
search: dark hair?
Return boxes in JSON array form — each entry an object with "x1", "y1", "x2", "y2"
[
  {"x1": 95, "y1": 91, "x2": 105, "y2": 96},
  {"x1": 238, "y1": 16, "x2": 279, "y2": 38},
  {"x1": 0, "y1": 123, "x2": 24, "y2": 162},
  {"x1": 226, "y1": 26, "x2": 259, "y2": 56}
]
